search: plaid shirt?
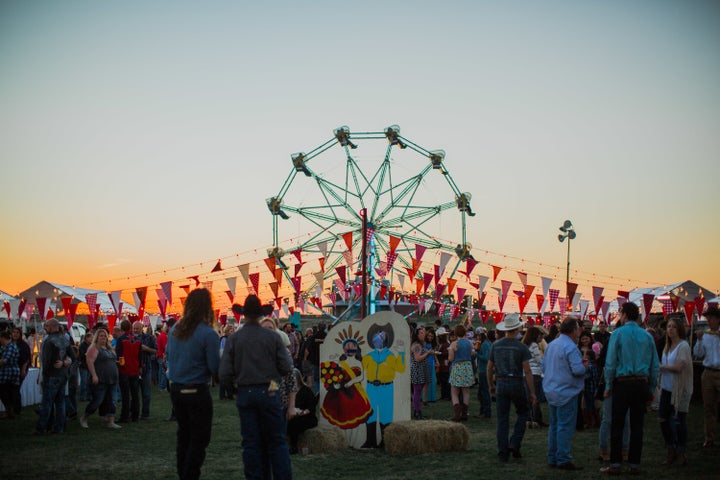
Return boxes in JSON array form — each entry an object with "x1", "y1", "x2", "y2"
[{"x1": 0, "y1": 341, "x2": 20, "y2": 385}]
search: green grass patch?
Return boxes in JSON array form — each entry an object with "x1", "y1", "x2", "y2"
[{"x1": 0, "y1": 388, "x2": 715, "y2": 479}]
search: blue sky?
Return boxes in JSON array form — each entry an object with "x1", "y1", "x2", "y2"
[{"x1": 1, "y1": 1, "x2": 719, "y2": 302}]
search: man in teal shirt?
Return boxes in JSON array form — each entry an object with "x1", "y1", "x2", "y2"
[{"x1": 601, "y1": 302, "x2": 659, "y2": 475}]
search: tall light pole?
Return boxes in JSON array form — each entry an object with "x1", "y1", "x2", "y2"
[{"x1": 557, "y1": 220, "x2": 576, "y2": 286}]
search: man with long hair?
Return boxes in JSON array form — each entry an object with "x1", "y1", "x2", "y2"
[
  {"x1": 166, "y1": 288, "x2": 220, "y2": 480},
  {"x1": 220, "y1": 295, "x2": 294, "y2": 480}
]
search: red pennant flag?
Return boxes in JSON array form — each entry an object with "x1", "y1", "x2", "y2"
[
  {"x1": 274, "y1": 268, "x2": 283, "y2": 286},
  {"x1": 186, "y1": 275, "x2": 199, "y2": 287},
  {"x1": 536, "y1": 294, "x2": 545, "y2": 312},
  {"x1": 269, "y1": 281, "x2": 279, "y2": 298},
  {"x1": 491, "y1": 265, "x2": 502, "y2": 282},
  {"x1": 435, "y1": 284, "x2": 446, "y2": 301},
  {"x1": 275, "y1": 298, "x2": 283, "y2": 309},
  {"x1": 558, "y1": 297, "x2": 568, "y2": 313},
  {"x1": 433, "y1": 264, "x2": 441, "y2": 288},
  {"x1": 291, "y1": 276, "x2": 302, "y2": 293},
  {"x1": 179, "y1": 285, "x2": 190, "y2": 295},
  {"x1": 415, "y1": 244, "x2": 427, "y2": 263},
  {"x1": 388, "y1": 235, "x2": 401, "y2": 254},
  {"x1": 548, "y1": 289, "x2": 560, "y2": 311},
  {"x1": 437, "y1": 303, "x2": 446, "y2": 317},
  {"x1": 335, "y1": 265, "x2": 347, "y2": 285},
  {"x1": 17, "y1": 298, "x2": 27, "y2": 319},
  {"x1": 670, "y1": 295, "x2": 680, "y2": 312},
  {"x1": 694, "y1": 296, "x2": 706, "y2": 317},
  {"x1": 232, "y1": 309, "x2": 241, "y2": 321},
  {"x1": 291, "y1": 249, "x2": 302, "y2": 264},
  {"x1": 643, "y1": 293, "x2": 655, "y2": 322},
  {"x1": 211, "y1": 259, "x2": 223, "y2": 272},
  {"x1": 135, "y1": 287, "x2": 148, "y2": 307},
  {"x1": 492, "y1": 311, "x2": 505, "y2": 325},
  {"x1": 379, "y1": 284, "x2": 388, "y2": 300},
  {"x1": 566, "y1": 282, "x2": 578, "y2": 307},
  {"x1": 592, "y1": 286, "x2": 604, "y2": 315},
  {"x1": 464, "y1": 258, "x2": 478, "y2": 279},
  {"x1": 288, "y1": 306, "x2": 295, "y2": 316},
  {"x1": 422, "y1": 272, "x2": 434, "y2": 293},
  {"x1": 477, "y1": 291, "x2": 487, "y2": 308},
  {"x1": 683, "y1": 301, "x2": 695, "y2": 326},
  {"x1": 318, "y1": 257, "x2": 326, "y2": 272},
  {"x1": 480, "y1": 310, "x2": 491, "y2": 324},
  {"x1": 225, "y1": 290, "x2": 234, "y2": 303},
  {"x1": 411, "y1": 258, "x2": 422, "y2": 275},
  {"x1": 342, "y1": 231, "x2": 354, "y2": 252},
  {"x1": 517, "y1": 271, "x2": 528, "y2": 286},
  {"x1": 157, "y1": 299, "x2": 168, "y2": 319},
  {"x1": 107, "y1": 314, "x2": 117, "y2": 333},
  {"x1": 264, "y1": 257, "x2": 276, "y2": 274},
  {"x1": 617, "y1": 290, "x2": 630, "y2": 300},
  {"x1": 294, "y1": 262, "x2": 305, "y2": 277},
  {"x1": 2, "y1": 302, "x2": 9, "y2": 318},
  {"x1": 415, "y1": 278, "x2": 423, "y2": 295},
  {"x1": 160, "y1": 281, "x2": 173, "y2": 306},
  {"x1": 218, "y1": 314, "x2": 227, "y2": 327},
  {"x1": 249, "y1": 273, "x2": 260, "y2": 294},
  {"x1": 660, "y1": 298, "x2": 673, "y2": 317},
  {"x1": 447, "y1": 277, "x2": 457, "y2": 295},
  {"x1": 36, "y1": 297, "x2": 48, "y2": 321},
  {"x1": 406, "y1": 267, "x2": 416, "y2": 280},
  {"x1": 456, "y1": 287, "x2": 467, "y2": 305}
]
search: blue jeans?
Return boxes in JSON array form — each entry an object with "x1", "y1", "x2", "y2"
[
  {"x1": 119, "y1": 374, "x2": 140, "y2": 420},
  {"x1": 79, "y1": 368, "x2": 90, "y2": 401},
  {"x1": 85, "y1": 382, "x2": 116, "y2": 417},
  {"x1": 658, "y1": 389, "x2": 687, "y2": 452},
  {"x1": 157, "y1": 359, "x2": 168, "y2": 391},
  {"x1": 476, "y1": 372, "x2": 491, "y2": 417},
  {"x1": 140, "y1": 372, "x2": 152, "y2": 417},
  {"x1": 495, "y1": 378, "x2": 529, "y2": 459},
  {"x1": 599, "y1": 396, "x2": 629, "y2": 451},
  {"x1": 610, "y1": 379, "x2": 650, "y2": 468},
  {"x1": 36, "y1": 376, "x2": 68, "y2": 433},
  {"x1": 548, "y1": 396, "x2": 578, "y2": 466},
  {"x1": 236, "y1": 384, "x2": 292, "y2": 480},
  {"x1": 171, "y1": 384, "x2": 213, "y2": 480}
]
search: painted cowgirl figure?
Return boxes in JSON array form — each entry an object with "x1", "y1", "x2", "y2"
[{"x1": 361, "y1": 324, "x2": 405, "y2": 448}]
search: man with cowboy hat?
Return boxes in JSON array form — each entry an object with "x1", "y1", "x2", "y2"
[{"x1": 487, "y1": 313, "x2": 537, "y2": 462}]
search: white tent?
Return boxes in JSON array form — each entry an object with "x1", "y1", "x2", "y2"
[
  {"x1": 0, "y1": 290, "x2": 17, "y2": 319},
  {"x1": 603, "y1": 280, "x2": 717, "y2": 314},
  {"x1": 15, "y1": 280, "x2": 137, "y2": 317}
]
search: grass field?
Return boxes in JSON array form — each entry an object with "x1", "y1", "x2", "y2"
[{"x1": 0, "y1": 386, "x2": 715, "y2": 480}]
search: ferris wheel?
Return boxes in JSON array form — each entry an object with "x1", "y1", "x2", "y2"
[{"x1": 267, "y1": 125, "x2": 476, "y2": 311}]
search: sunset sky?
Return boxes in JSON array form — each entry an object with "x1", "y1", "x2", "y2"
[{"x1": 1, "y1": 1, "x2": 719, "y2": 312}]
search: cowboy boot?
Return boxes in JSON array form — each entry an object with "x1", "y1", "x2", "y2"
[
  {"x1": 361, "y1": 422, "x2": 377, "y2": 448},
  {"x1": 450, "y1": 404, "x2": 462, "y2": 421},
  {"x1": 461, "y1": 403, "x2": 469, "y2": 421},
  {"x1": 663, "y1": 447, "x2": 676, "y2": 466}
]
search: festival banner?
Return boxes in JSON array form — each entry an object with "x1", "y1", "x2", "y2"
[
  {"x1": 249, "y1": 273, "x2": 260, "y2": 295},
  {"x1": 491, "y1": 265, "x2": 502, "y2": 282},
  {"x1": 447, "y1": 277, "x2": 457, "y2": 296},
  {"x1": 291, "y1": 249, "x2": 302, "y2": 264},
  {"x1": 264, "y1": 257, "x2": 276, "y2": 275},
  {"x1": 463, "y1": 257, "x2": 478, "y2": 279},
  {"x1": 548, "y1": 289, "x2": 560, "y2": 311},
  {"x1": 536, "y1": 294, "x2": 545, "y2": 313},
  {"x1": 694, "y1": 296, "x2": 706, "y2": 317},
  {"x1": 388, "y1": 235, "x2": 401, "y2": 254},
  {"x1": 477, "y1": 291, "x2": 487, "y2": 309},
  {"x1": 36, "y1": 297, "x2": 48, "y2": 322},
  {"x1": 160, "y1": 281, "x2": 173, "y2": 306},
  {"x1": 456, "y1": 287, "x2": 467, "y2": 305},
  {"x1": 592, "y1": 286, "x2": 604, "y2": 314},
  {"x1": 342, "y1": 232, "x2": 354, "y2": 252},
  {"x1": 566, "y1": 282, "x2": 578, "y2": 307},
  {"x1": 422, "y1": 272, "x2": 434, "y2": 294}
]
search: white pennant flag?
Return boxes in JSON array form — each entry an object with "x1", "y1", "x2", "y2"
[
  {"x1": 108, "y1": 290, "x2": 122, "y2": 315},
  {"x1": 132, "y1": 292, "x2": 142, "y2": 310},
  {"x1": 237, "y1": 264, "x2": 250, "y2": 285},
  {"x1": 579, "y1": 300, "x2": 590, "y2": 319},
  {"x1": 313, "y1": 272, "x2": 325, "y2": 292},
  {"x1": 282, "y1": 303, "x2": 289, "y2": 317},
  {"x1": 438, "y1": 251, "x2": 453, "y2": 278},
  {"x1": 541, "y1": 276, "x2": 553, "y2": 299},
  {"x1": 478, "y1": 275, "x2": 489, "y2": 294},
  {"x1": 225, "y1": 277, "x2": 237, "y2": 297},
  {"x1": 572, "y1": 293, "x2": 582, "y2": 310},
  {"x1": 398, "y1": 274, "x2": 406, "y2": 292},
  {"x1": 317, "y1": 241, "x2": 328, "y2": 258}
]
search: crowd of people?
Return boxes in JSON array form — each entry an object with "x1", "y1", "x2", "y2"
[{"x1": 1, "y1": 295, "x2": 719, "y2": 479}]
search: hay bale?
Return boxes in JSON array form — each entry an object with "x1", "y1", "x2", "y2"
[
  {"x1": 383, "y1": 420, "x2": 469, "y2": 456},
  {"x1": 297, "y1": 425, "x2": 346, "y2": 454}
]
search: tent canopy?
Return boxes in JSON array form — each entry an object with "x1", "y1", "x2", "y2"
[{"x1": 16, "y1": 281, "x2": 137, "y2": 315}]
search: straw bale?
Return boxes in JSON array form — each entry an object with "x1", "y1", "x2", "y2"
[
  {"x1": 383, "y1": 420, "x2": 469, "y2": 456},
  {"x1": 297, "y1": 425, "x2": 346, "y2": 454}
]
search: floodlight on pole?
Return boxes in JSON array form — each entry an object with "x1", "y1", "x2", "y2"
[{"x1": 557, "y1": 220, "x2": 576, "y2": 286}]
